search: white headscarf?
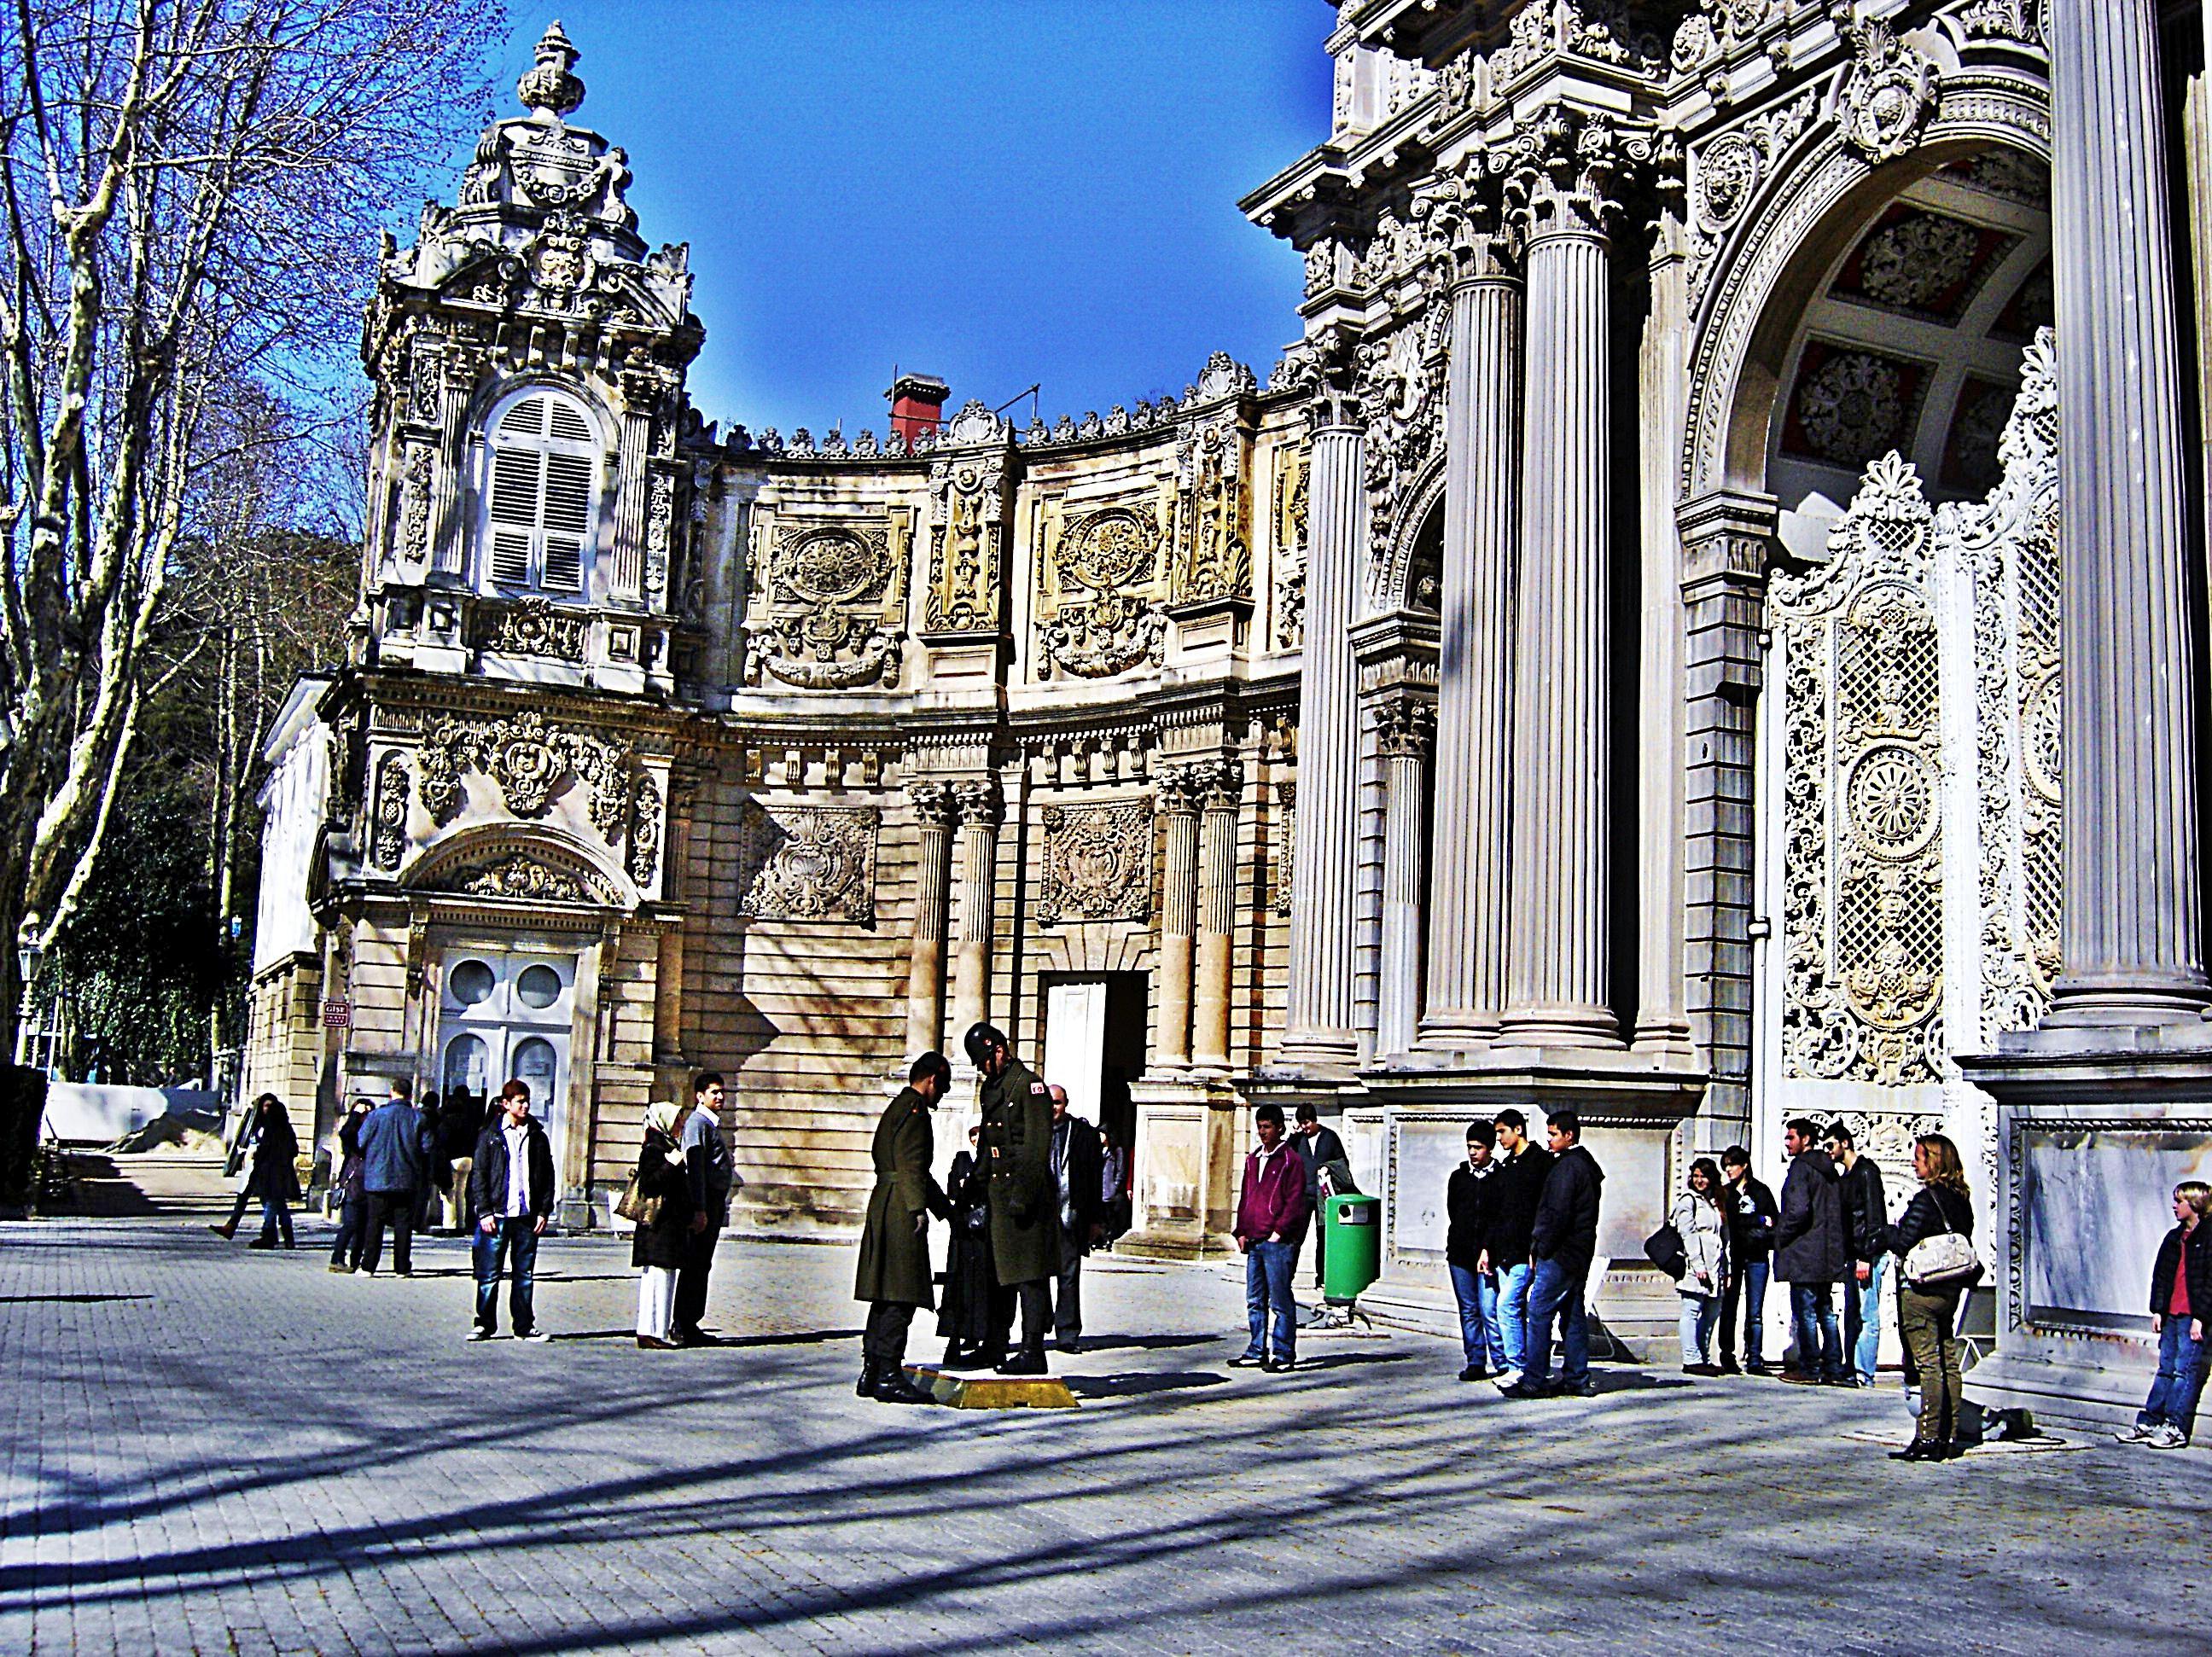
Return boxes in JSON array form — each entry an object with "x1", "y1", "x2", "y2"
[{"x1": 644, "y1": 1100, "x2": 684, "y2": 1139}]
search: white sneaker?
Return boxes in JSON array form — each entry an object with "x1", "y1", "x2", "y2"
[
  {"x1": 352, "y1": 1269, "x2": 372, "y2": 1278},
  {"x1": 519, "y1": 1330, "x2": 550, "y2": 1343},
  {"x1": 1493, "y1": 1369, "x2": 1522, "y2": 1392},
  {"x1": 2115, "y1": 1422, "x2": 2156, "y2": 1444},
  {"x1": 466, "y1": 1327, "x2": 491, "y2": 1343},
  {"x1": 2147, "y1": 1424, "x2": 2188, "y2": 1450}
]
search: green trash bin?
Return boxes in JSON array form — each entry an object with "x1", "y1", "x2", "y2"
[{"x1": 1320, "y1": 1193, "x2": 1382, "y2": 1306}]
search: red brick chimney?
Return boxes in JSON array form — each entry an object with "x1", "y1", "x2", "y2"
[{"x1": 886, "y1": 373, "x2": 949, "y2": 445}]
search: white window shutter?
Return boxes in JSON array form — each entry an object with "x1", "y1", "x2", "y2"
[{"x1": 480, "y1": 391, "x2": 600, "y2": 596}]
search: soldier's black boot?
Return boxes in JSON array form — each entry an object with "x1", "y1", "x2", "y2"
[
  {"x1": 996, "y1": 1346, "x2": 1048, "y2": 1376},
  {"x1": 855, "y1": 1359, "x2": 880, "y2": 1398},
  {"x1": 870, "y1": 1364, "x2": 937, "y2": 1405}
]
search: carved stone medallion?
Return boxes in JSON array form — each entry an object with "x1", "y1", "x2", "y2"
[
  {"x1": 1037, "y1": 800, "x2": 1154, "y2": 925},
  {"x1": 737, "y1": 803, "x2": 879, "y2": 923}
]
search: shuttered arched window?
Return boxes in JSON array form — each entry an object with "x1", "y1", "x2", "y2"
[{"x1": 481, "y1": 390, "x2": 600, "y2": 593}]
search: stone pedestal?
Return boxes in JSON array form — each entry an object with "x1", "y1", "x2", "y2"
[{"x1": 1116, "y1": 1077, "x2": 1244, "y2": 1259}]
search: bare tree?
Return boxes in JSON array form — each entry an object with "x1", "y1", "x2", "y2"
[{"x1": 0, "y1": 0, "x2": 502, "y2": 1055}]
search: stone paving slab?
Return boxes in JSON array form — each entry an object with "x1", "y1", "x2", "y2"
[{"x1": 0, "y1": 1216, "x2": 2203, "y2": 1654}]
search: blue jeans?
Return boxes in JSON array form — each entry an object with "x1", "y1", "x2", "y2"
[
  {"x1": 1524, "y1": 1257, "x2": 1590, "y2": 1388},
  {"x1": 1449, "y1": 1263, "x2": 1501, "y2": 1372},
  {"x1": 256, "y1": 1194, "x2": 293, "y2": 1247},
  {"x1": 329, "y1": 1191, "x2": 364, "y2": 1268},
  {"x1": 474, "y1": 1215, "x2": 541, "y2": 1334},
  {"x1": 2138, "y1": 1316, "x2": 2209, "y2": 1438},
  {"x1": 1679, "y1": 1293, "x2": 1720, "y2": 1364},
  {"x1": 1844, "y1": 1254, "x2": 1887, "y2": 1385},
  {"x1": 1495, "y1": 1261, "x2": 1534, "y2": 1374},
  {"x1": 1790, "y1": 1282, "x2": 1843, "y2": 1380},
  {"x1": 1243, "y1": 1240, "x2": 1298, "y2": 1362},
  {"x1": 1721, "y1": 1258, "x2": 1770, "y2": 1366}
]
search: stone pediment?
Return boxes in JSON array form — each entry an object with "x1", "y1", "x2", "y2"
[{"x1": 406, "y1": 833, "x2": 627, "y2": 910}]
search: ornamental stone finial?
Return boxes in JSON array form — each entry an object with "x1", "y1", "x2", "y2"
[{"x1": 518, "y1": 20, "x2": 585, "y2": 120}]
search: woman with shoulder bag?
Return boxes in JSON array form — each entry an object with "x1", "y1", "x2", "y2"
[
  {"x1": 1874, "y1": 1133, "x2": 1979, "y2": 1462},
  {"x1": 629, "y1": 1102, "x2": 696, "y2": 1349},
  {"x1": 1670, "y1": 1157, "x2": 1732, "y2": 1375}
]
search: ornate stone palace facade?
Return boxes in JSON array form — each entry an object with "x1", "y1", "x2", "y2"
[{"x1": 248, "y1": 5, "x2": 2212, "y2": 1416}]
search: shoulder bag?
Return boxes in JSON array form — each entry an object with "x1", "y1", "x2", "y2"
[
  {"x1": 1901, "y1": 1190, "x2": 1981, "y2": 1289},
  {"x1": 614, "y1": 1169, "x2": 662, "y2": 1228},
  {"x1": 1644, "y1": 1218, "x2": 1688, "y2": 1281}
]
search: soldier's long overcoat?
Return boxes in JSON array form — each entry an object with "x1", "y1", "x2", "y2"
[
  {"x1": 981, "y1": 1055, "x2": 1062, "y2": 1287},
  {"x1": 853, "y1": 1087, "x2": 941, "y2": 1308}
]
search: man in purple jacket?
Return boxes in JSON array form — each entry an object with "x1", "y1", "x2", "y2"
[{"x1": 1231, "y1": 1102, "x2": 1313, "y2": 1373}]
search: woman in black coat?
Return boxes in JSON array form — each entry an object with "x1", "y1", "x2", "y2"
[
  {"x1": 244, "y1": 1096, "x2": 300, "y2": 1250},
  {"x1": 1874, "y1": 1133, "x2": 1976, "y2": 1462},
  {"x1": 632, "y1": 1102, "x2": 696, "y2": 1349},
  {"x1": 936, "y1": 1124, "x2": 997, "y2": 1366}
]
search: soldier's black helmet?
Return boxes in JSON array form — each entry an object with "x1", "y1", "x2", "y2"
[{"x1": 963, "y1": 1022, "x2": 1008, "y2": 1069}]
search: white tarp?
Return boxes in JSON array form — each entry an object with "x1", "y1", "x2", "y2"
[{"x1": 42, "y1": 1084, "x2": 224, "y2": 1144}]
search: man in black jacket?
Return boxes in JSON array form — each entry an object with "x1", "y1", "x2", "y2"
[
  {"x1": 1718, "y1": 1145, "x2": 1778, "y2": 1374},
  {"x1": 467, "y1": 1079, "x2": 556, "y2": 1341},
  {"x1": 1445, "y1": 1122, "x2": 1501, "y2": 1381},
  {"x1": 1825, "y1": 1121, "x2": 1889, "y2": 1387},
  {"x1": 1292, "y1": 1102, "x2": 1348, "y2": 1290},
  {"x1": 1774, "y1": 1118, "x2": 1849, "y2": 1384},
  {"x1": 1505, "y1": 1110, "x2": 1604, "y2": 1400},
  {"x1": 1485, "y1": 1109, "x2": 1553, "y2": 1391},
  {"x1": 1048, "y1": 1084, "x2": 1104, "y2": 1353}
]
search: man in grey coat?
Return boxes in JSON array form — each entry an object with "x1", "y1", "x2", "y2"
[
  {"x1": 674, "y1": 1071, "x2": 736, "y2": 1346},
  {"x1": 1773, "y1": 1117, "x2": 1849, "y2": 1384}
]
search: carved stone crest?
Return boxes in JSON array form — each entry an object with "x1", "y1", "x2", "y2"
[
  {"x1": 417, "y1": 708, "x2": 628, "y2": 843},
  {"x1": 370, "y1": 753, "x2": 410, "y2": 871},
  {"x1": 476, "y1": 597, "x2": 589, "y2": 661},
  {"x1": 1041, "y1": 593, "x2": 1166, "y2": 679},
  {"x1": 737, "y1": 803, "x2": 880, "y2": 923},
  {"x1": 1839, "y1": 22, "x2": 1938, "y2": 165},
  {"x1": 1037, "y1": 800, "x2": 1155, "y2": 925},
  {"x1": 746, "y1": 520, "x2": 904, "y2": 689}
]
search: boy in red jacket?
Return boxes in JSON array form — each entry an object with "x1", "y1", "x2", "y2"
[{"x1": 1231, "y1": 1103, "x2": 1313, "y2": 1373}]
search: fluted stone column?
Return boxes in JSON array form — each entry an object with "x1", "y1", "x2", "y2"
[
  {"x1": 1502, "y1": 135, "x2": 1621, "y2": 1049},
  {"x1": 1194, "y1": 759, "x2": 1242, "y2": 1072},
  {"x1": 1280, "y1": 409, "x2": 1366, "y2": 1069},
  {"x1": 1421, "y1": 248, "x2": 1522, "y2": 1049},
  {"x1": 1155, "y1": 768, "x2": 1199, "y2": 1071},
  {"x1": 904, "y1": 782, "x2": 954, "y2": 1057},
  {"x1": 1377, "y1": 700, "x2": 1435, "y2": 1059},
  {"x1": 2043, "y1": 0, "x2": 2212, "y2": 1026},
  {"x1": 951, "y1": 780, "x2": 1001, "y2": 1042}
]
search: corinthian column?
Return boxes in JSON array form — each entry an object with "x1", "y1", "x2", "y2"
[
  {"x1": 1377, "y1": 699, "x2": 1435, "y2": 1059},
  {"x1": 903, "y1": 782, "x2": 954, "y2": 1057},
  {"x1": 1155, "y1": 768, "x2": 1199, "y2": 1070},
  {"x1": 1502, "y1": 113, "x2": 1622, "y2": 1049},
  {"x1": 1422, "y1": 228, "x2": 1522, "y2": 1049},
  {"x1": 1280, "y1": 390, "x2": 1366, "y2": 1070},
  {"x1": 951, "y1": 779, "x2": 1002, "y2": 1042},
  {"x1": 1193, "y1": 759, "x2": 1243, "y2": 1072},
  {"x1": 2043, "y1": 0, "x2": 2212, "y2": 1026}
]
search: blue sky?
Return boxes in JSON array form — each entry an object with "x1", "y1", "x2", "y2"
[{"x1": 480, "y1": 3, "x2": 1333, "y2": 437}]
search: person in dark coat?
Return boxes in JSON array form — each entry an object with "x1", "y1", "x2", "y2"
[
  {"x1": 1445, "y1": 1121, "x2": 1501, "y2": 1381},
  {"x1": 854, "y1": 1052, "x2": 953, "y2": 1403},
  {"x1": 353, "y1": 1080, "x2": 426, "y2": 1276},
  {"x1": 632, "y1": 1102, "x2": 696, "y2": 1349},
  {"x1": 2118, "y1": 1180, "x2": 2211, "y2": 1451},
  {"x1": 327, "y1": 1097, "x2": 375, "y2": 1272},
  {"x1": 675, "y1": 1071, "x2": 736, "y2": 1346},
  {"x1": 938, "y1": 1122, "x2": 997, "y2": 1366},
  {"x1": 1485, "y1": 1109, "x2": 1553, "y2": 1390},
  {"x1": 1048, "y1": 1084, "x2": 1105, "y2": 1353},
  {"x1": 1292, "y1": 1101, "x2": 1349, "y2": 1290},
  {"x1": 1874, "y1": 1133, "x2": 1978, "y2": 1460},
  {"x1": 1774, "y1": 1118, "x2": 1850, "y2": 1384},
  {"x1": 1717, "y1": 1144, "x2": 1778, "y2": 1373},
  {"x1": 969, "y1": 1021, "x2": 1061, "y2": 1375},
  {"x1": 239, "y1": 1096, "x2": 300, "y2": 1249},
  {"x1": 1506, "y1": 1110, "x2": 1604, "y2": 1399},
  {"x1": 1826, "y1": 1120, "x2": 1889, "y2": 1387}
]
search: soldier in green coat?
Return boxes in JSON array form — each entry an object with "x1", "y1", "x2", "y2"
[
  {"x1": 853, "y1": 1052, "x2": 952, "y2": 1404},
  {"x1": 966, "y1": 1021, "x2": 1062, "y2": 1375}
]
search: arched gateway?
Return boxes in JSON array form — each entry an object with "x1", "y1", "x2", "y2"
[{"x1": 247, "y1": 7, "x2": 2209, "y2": 1424}]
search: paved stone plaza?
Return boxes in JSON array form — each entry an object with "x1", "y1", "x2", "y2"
[{"x1": 0, "y1": 1213, "x2": 2202, "y2": 1654}]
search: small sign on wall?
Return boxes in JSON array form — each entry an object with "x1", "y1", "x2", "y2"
[{"x1": 321, "y1": 998, "x2": 352, "y2": 1029}]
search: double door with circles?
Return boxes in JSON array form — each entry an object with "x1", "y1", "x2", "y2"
[{"x1": 438, "y1": 950, "x2": 576, "y2": 1180}]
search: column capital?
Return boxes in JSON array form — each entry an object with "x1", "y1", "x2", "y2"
[
  {"x1": 952, "y1": 778, "x2": 1002, "y2": 828},
  {"x1": 1374, "y1": 696, "x2": 1435, "y2": 760},
  {"x1": 905, "y1": 780, "x2": 956, "y2": 828},
  {"x1": 1498, "y1": 105, "x2": 1677, "y2": 245},
  {"x1": 1155, "y1": 763, "x2": 1203, "y2": 817},
  {"x1": 1412, "y1": 160, "x2": 1521, "y2": 291}
]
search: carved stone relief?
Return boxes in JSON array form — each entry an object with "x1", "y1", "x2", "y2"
[
  {"x1": 416, "y1": 708, "x2": 629, "y2": 844},
  {"x1": 370, "y1": 753, "x2": 410, "y2": 872},
  {"x1": 476, "y1": 597, "x2": 588, "y2": 661},
  {"x1": 1838, "y1": 21, "x2": 1938, "y2": 165},
  {"x1": 744, "y1": 519, "x2": 903, "y2": 689},
  {"x1": 1273, "y1": 780, "x2": 1296, "y2": 916},
  {"x1": 626, "y1": 771, "x2": 662, "y2": 887},
  {"x1": 1173, "y1": 415, "x2": 1251, "y2": 604},
  {"x1": 1036, "y1": 503, "x2": 1168, "y2": 679},
  {"x1": 736, "y1": 802, "x2": 879, "y2": 923},
  {"x1": 1037, "y1": 799, "x2": 1155, "y2": 925},
  {"x1": 926, "y1": 451, "x2": 1005, "y2": 633},
  {"x1": 1272, "y1": 448, "x2": 1308, "y2": 649}
]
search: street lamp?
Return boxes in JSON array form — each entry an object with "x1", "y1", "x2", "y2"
[{"x1": 15, "y1": 914, "x2": 42, "y2": 1070}]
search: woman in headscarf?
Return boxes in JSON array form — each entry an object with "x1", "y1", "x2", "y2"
[
  {"x1": 632, "y1": 1101, "x2": 696, "y2": 1349},
  {"x1": 935, "y1": 1120, "x2": 997, "y2": 1367}
]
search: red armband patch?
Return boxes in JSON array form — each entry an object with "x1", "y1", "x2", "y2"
[{"x1": 1030, "y1": 1081, "x2": 1047, "y2": 1095}]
